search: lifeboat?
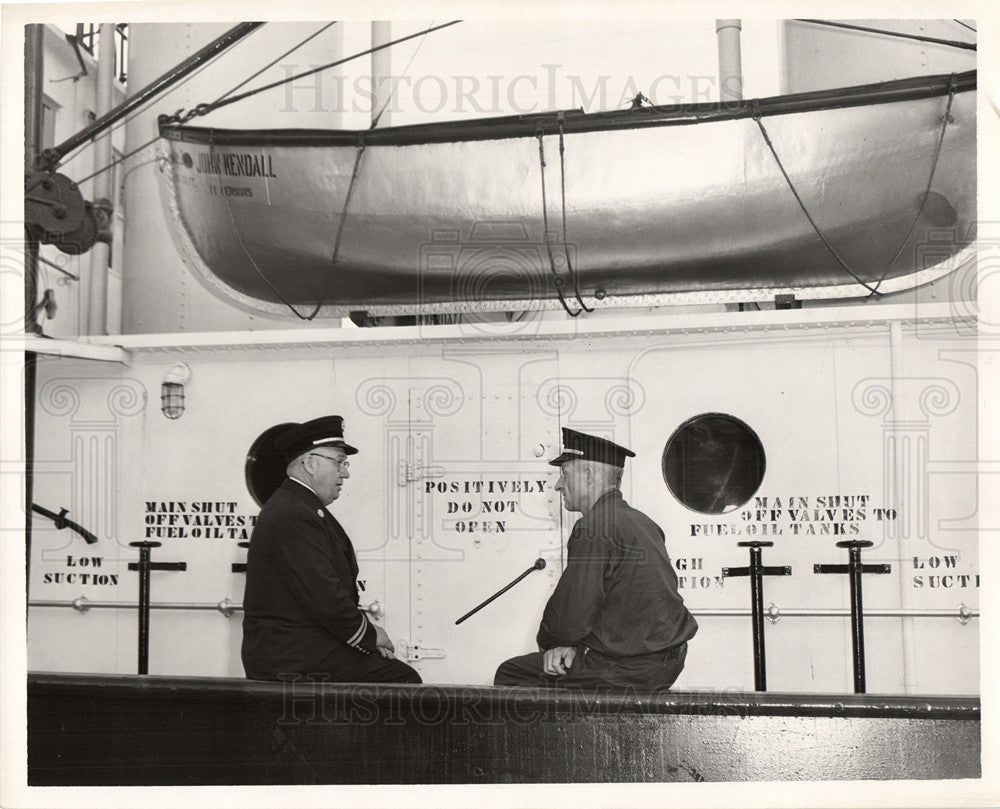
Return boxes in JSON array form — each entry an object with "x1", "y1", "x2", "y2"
[{"x1": 157, "y1": 69, "x2": 976, "y2": 317}]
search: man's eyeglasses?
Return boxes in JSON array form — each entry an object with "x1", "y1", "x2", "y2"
[{"x1": 309, "y1": 453, "x2": 350, "y2": 471}]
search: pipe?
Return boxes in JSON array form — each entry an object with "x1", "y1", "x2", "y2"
[
  {"x1": 27, "y1": 600, "x2": 980, "y2": 621},
  {"x1": 30, "y1": 504, "x2": 98, "y2": 544},
  {"x1": 455, "y1": 558, "x2": 547, "y2": 624},
  {"x1": 132, "y1": 542, "x2": 154, "y2": 674},
  {"x1": 747, "y1": 545, "x2": 767, "y2": 690},
  {"x1": 845, "y1": 543, "x2": 868, "y2": 693},
  {"x1": 371, "y1": 21, "x2": 392, "y2": 127},
  {"x1": 24, "y1": 25, "x2": 43, "y2": 335},
  {"x1": 697, "y1": 607, "x2": 978, "y2": 620},
  {"x1": 42, "y1": 21, "x2": 264, "y2": 170},
  {"x1": 715, "y1": 19, "x2": 743, "y2": 103},
  {"x1": 85, "y1": 23, "x2": 116, "y2": 336},
  {"x1": 126, "y1": 541, "x2": 187, "y2": 674},
  {"x1": 24, "y1": 24, "x2": 45, "y2": 612},
  {"x1": 890, "y1": 320, "x2": 918, "y2": 693}
]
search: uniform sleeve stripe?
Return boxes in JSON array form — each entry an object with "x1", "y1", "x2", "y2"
[{"x1": 347, "y1": 613, "x2": 370, "y2": 648}]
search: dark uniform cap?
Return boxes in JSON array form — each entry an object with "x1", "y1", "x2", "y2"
[
  {"x1": 275, "y1": 415, "x2": 359, "y2": 463},
  {"x1": 548, "y1": 427, "x2": 636, "y2": 468}
]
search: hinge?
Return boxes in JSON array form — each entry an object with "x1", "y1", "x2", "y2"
[
  {"x1": 395, "y1": 461, "x2": 445, "y2": 486},
  {"x1": 398, "y1": 639, "x2": 446, "y2": 662}
]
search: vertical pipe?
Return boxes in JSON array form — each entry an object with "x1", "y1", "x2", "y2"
[
  {"x1": 371, "y1": 21, "x2": 392, "y2": 127},
  {"x1": 848, "y1": 545, "x2": 866, "y2": 694},
  {"x1": 715, "y1": 19, "x2": 743, "y2": 102},
  {"x1": 890, "y1": 320, "x2": 917, "y2": 693},
  {"x1": 131, "y1": 541, "x2": 156, "y2": 674},
  {"x1": 85, "y1": 23, "x2": 116, "y2": 336},
  {"x1": 748, "y1": 545, "x2": 766, "y2": 691},
  {"x1": 24, "y1": 24, "x2": 43, "y2": 333},
  {"x1": 24, "y1": 24, "x2": 45, "y2": 611}
]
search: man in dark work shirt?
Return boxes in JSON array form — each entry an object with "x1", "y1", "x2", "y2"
[{"x1": 494, "y1": 428, "x2": 697, "y2": 688}]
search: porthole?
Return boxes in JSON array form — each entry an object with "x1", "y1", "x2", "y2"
[
  {"x1": 245, "y1": 422, "x2": 296, "y2": 507},
  {"x1": 662, "y1": 413, "x2": 766, "y2": 515}
]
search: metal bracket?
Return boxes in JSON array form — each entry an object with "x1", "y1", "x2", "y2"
[
  {"x1": 396, "y1": 461, "x2": 445, "y2": 486},
  {"x1": 398, "y1": 640, "x2": 445, "y2": 662},
  {"x1": 216, "y1": 597, "x2": 239, "y2": 618},
  {"x1": 361, "y1": 600, "x2": 384, "y2": 621}
]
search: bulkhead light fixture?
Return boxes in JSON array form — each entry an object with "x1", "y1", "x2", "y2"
[{"x1": 160, "y1": 363, "x2": 191, "y2": 419}]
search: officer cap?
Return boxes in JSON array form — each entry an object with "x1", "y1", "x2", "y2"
[
  {"x1": 548, "y1": 427, "x2": 635, "y2": 468},
  {"x1": 276, "y1": 415, "x2": 359, "y2": 463}
]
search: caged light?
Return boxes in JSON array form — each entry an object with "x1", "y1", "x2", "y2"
[{"x1": 160, "y1": 364, "x2": 191, "y2": 419}]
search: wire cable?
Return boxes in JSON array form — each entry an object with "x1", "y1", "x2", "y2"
[
  {"x1": 56, "y1": 24, "x2": 269, "y2": 175},
  {"x1": 211, "y1": 22, "x2": 338, "y2": 108},
  {"x1": 795, "y1": 19, "x2": 976, "y2": 51},
  {"x1": 370, "y1": 22, "x2": 433, "y2": 129},
  {"x1": 190, "y1": 20, "x2": 462, "y2": 120},
  {"x1": 66, "y1": 23, "x2": 336, "y2": 187}
]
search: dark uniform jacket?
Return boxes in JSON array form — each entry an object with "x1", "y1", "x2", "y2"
[
  {"x1": 242, "y1": 478, "x2": 377, "y2": 680},
  {"x1": 537, "y1": 490, "x2": 697, "y2": 657}
]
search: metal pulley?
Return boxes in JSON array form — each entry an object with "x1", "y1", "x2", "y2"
[
  {"x1": 56, "y1": 201, "x2": 100, "y2": 255},
  {"x1": 25, "y1": 171, "x2": 85, "y2": 239},
  {"x1": 24, "y1": 171, "x2": 105, "y2": 255}
]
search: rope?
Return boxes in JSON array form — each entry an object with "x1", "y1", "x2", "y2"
[
  {"x1": 537, "y1": 129, "x2": 582, "y2": 317},
  {"x1": 868, "y1": 75, "x2": 958, "y2": 295},
  {"x1": 795, "y1": 19, "x2": 976, "y2": 50},
  {"x1": 219, "y1": 137, "x2": 367, "y2": 320},
  {"x1": 752, "y1": 76, "x2": 959, "y2": 297},
  {"x1": 557, "y1": 117, "x2": 593, "y2": 313},
  {"x1": 307, "y1": 138, "x2": 368, "y2": 319},
  {"x1": 752, "y1": 102, "x2": 879, "y2": 295}
]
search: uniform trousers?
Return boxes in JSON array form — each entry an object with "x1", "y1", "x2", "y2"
[
  {"x1": 254, "y1": 651, "x2": 422, "y2": 684},
  {"x1": 336, "y1": 653, "x2": 422, "y2": 684},
  {"x1": 494, "y1": 643, "x2": 687, "y2": 690}
]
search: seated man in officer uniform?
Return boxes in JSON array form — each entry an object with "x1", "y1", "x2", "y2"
[
  {"x1": 494, "y1": 428, "x2": 697, "y2": 689},
  {"x1": 242, "y1": 415, "x2": 421, "y2": 683}
]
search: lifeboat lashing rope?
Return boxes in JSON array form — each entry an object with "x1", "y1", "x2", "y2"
[
  {"x1": 751, "y1": 74, "x2": 958, "y2": 298},
  {"x1": 537, "y1": 120, "x2": 592, "y2": 318}
]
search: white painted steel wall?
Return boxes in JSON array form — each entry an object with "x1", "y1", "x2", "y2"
[
  {"x1": 27, "y1": 308, "x2": 980, "y2": 694},
  {"x1": 781, "y1": 19, "x2": 976, "y2": 93}
]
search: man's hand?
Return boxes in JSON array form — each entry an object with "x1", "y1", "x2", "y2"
[
  {"x1": 542, "y1": 645, "x2": 577, "y2": 676},
  {"x1": 374, "y1": 624, "x2": 395, "y2": 659}
]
